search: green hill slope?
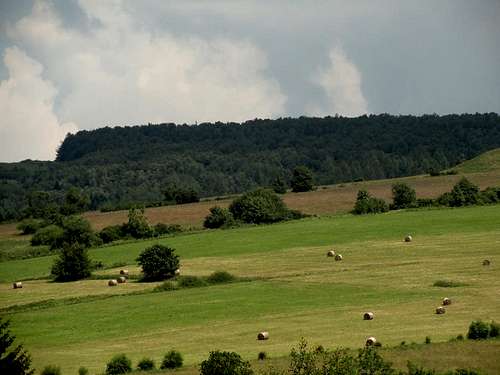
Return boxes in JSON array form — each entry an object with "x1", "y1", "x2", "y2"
[{"x1": 454, "y1": 148, "x2": 500, "y2": 173}]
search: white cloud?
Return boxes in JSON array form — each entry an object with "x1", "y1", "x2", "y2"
[
  {"x1": 5, "y1": 0, "x2": 286, "y2": 134},
  {"x1": 0, "y1": 47, "x2": 78, "y2": 162},
  {"x1": 308, "y1": 46, "x2": 368, "y2": 117}
]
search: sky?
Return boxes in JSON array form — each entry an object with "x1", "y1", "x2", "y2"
[{"x1": 0, "y1": 0, "x2": 499, "y2": 162}]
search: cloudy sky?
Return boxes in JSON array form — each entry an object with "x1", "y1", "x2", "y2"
[{"x1": 0, "y1": 0, "x2": 499, "y2": 162}]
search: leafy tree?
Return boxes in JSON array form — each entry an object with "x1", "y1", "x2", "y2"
[
  {"x1": 200, "y1": 351, "x2": 253, "y2": 375},
  {"x1": 449, "y1": 178, "x2": 481, "y2": 207},
  {"x1": 203, "y1": 206, "x2": 235, "y2": 228},
  {"x1": 161, "y1": 350, "x2": 183, "y2": 369},
  {"x1": 60, "y1": 187, "x2": 90, "y2": 215},
  {"x1": 0, "y1": 318, "x2": 34, "y2": 375},
  {"x1": 229, "y1": 189, "x2": 290, "y2": 224},
  {"x1": 291, "y1": 166, "x2": 314, "y2": 192},
  {"x1": 16, "y1": 218, "x2": 45, "y2": 235},
  {"x1": 51, "y1": 243, "x2": 92, "y2": 282},
  {"x1": 271, "y1": 176, "x2": 288, "y2": 194},
  {"x1": 30, "y1": 224, "x2": 64, "y2": 248},
  {"x1": 60, "y1": 215, "x2": 98, "y2": 248},
  {"x1": 467, "y1": 320, "x2": 490, "y2": 340},
  {"x1": 353, "y1": 189, "x2": 389, "y2": 214},
  {"x1": 391, "y1": 183, "x2": 417, "y2": 209},
  {"x1": 106, "y1": 354, "x2": 132, "y2": 375},
  {"x1": 163, "y1": 184, "x2": 199, "y2": 204},
  {"x1": 137, "y1": 244, "x2": 180, "y2": 281},
  {"x1": 99, "y1": 225, "x2": 124, "y2": 244},
  {"x1": 122, "y1": 208, "x2": 153, "y2": 239}
]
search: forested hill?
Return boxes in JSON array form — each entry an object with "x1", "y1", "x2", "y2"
[{"x1": 1, "y1": 113, "x2": 500, "y2": 221}]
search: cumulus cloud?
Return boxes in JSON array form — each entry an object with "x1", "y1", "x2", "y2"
[
  {"x1": 308, "y1": 46, "x2": 368, "y2": 117},
  {"x1": 0, "y1": 47, "x2": 78, "y2": 162},
  {"x1": 5, "y1": 0, "x2": 286, "y2": 133}
]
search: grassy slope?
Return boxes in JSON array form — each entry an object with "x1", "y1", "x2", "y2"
[{"x1": 1, "y1": 205, "x2": 499, "y2": 374}]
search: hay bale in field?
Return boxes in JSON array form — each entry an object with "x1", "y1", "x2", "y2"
[
  {"x1": 363, "y1": 312, "x2": 374, "y2": 320},
  {"x1": 442, "y1": 297, "x2": 451, "y2": 306},
  {"x1": 334, "y1": 254, "x2": 343, "y2": 261},
  {"x1": 257, "y1": 331, "x2": 269, "y2": 340},
  {"x1": 404, "y1": 235, "x2": 412, "y2": 242},
  {"x1": 120, "y1": 269, "x2": 129, "y2": 276},
  {"x1": 435, "y1": 306, "x2": 446, "y2": 314},
  {"x1": 482, "y1": 259, "x2": 490, "y2": 266},
  {"x1": 13, "y1": 282, "x2": 22, "y2": 289},
  {"x1": 108, "y1": 279, "x2": 118, "y2": 286},
  {"x1": 174, "y1": 268, "x2": 181, "y2": 276},
  {"x1": 118, "y1": 276, "x2": 127, "y2": 284},
  {"x1": 366, "y1": 337, "x2": 377, "y2": 346},
  {"x1": 327, "y1": 250, "x2": 335, "y2": 257}
]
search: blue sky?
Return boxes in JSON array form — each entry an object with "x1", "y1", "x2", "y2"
[{"x1": 0, "y1": 0, "x2": 499, "y2": 162}]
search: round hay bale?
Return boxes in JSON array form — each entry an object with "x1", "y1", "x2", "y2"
[
  {"x1": 174, "y1": 268, "x2": 181, "y2": 276},
  {"x1": 442, "y1": 297, "x2": 451, "y2": 306},
  {"x1": 117, "y1": 276, "x2": 127, "y2": 284},
  {"x1": 108, "y1": 279, "x2": 118, "y2": 287},
  {"x1": 257, "y1": 331, "x2": 269, "y2": 340},
  {"x1": 366, "y1": 336, "x2": 377, "y2": 346},
  {"x1": 363, "y1": 312, "x2": 374, "y2": 320},
  {"x1": 327, "y1": 250, "x2": 335, "y2": 257},
  {"x1": 13, "y1": 282, "x2": 22, "y2": 289},
  {"x1": 334, "y1": 254, "x2": 343, "y2": 261},
  {"x1": 404, "y1": 235, "x2": 412, "y2": 242},
  {"x1": 120, "y1": 269, "x2": 129, "y2": 276},
  {"x1": 435, "y1": 306, "x2": 446, "y2": 314},
  {"x1": 482, "y1": 259, "x2": 490, "y2": 266}
]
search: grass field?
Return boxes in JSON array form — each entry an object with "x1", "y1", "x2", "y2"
[{"x1": 1, "y1": 205, "x2": 499, "y2": 374}]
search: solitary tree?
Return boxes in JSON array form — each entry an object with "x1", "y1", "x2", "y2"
[
  {"x1": 291, "y1": 166, "x2": 314, "y2": 192},
  {"x1": 51, "y1": 243, "x2": 93, "y2": 282},
  {"x1": 391, "y1": 183, "x2": 416, "y2": 209},
  {"x1": 229, "y1": 188, "x2": 290, "y2": 224},
  {"x1": 137, "y1": 244, "x2": 180, "y2": 281},
  {"x1": 0, "y1": 318, "x2": 34, "y2": 375}
]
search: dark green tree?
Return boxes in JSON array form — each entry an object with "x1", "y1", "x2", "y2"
[
  {"x1": 391, "y1": 182, "x2": 417, "y2": 209},
  {"x1": 105, "y1": 354, "x2": 132, "y2": 375},
  {"x1": 122, "y1": 208, "x2": 153, "y2": 239},
  {"x1": 271, "y1": 176, "x2": 288, "y2": 194},
  {"x1": 291, "y1": 166, "x2": 314, "y2": 192},
  {"x1": 60, "y1": 187, "x2": 90, "y2": 215},
  {"x1": 60, "y1": 215, "x2": 98, "y2": 248},
  {"x1": 229, "y1": 188, "x2": 290, "y2": 224},
  {"x1": 51, "y1": 243, "x2": 92, "y2": 282},
  {"x1": 0, "y1": 318, "x2": 34, "y2": 375},
  {"x1": 160, "y1": 350, "x2": 183, "y2": 369},
  {"x1": 203, "y1": 206, "x2": 235, "y2": 229},
  {"x1": 353, "y1": 189, "x2": 389, "y2": 214},
  {"x1": 449, "y1": 178, "x2": 481, "y2": 207},
  {"x1": 137, "y1": 244, "x2": 180, "y2": 281},
  {"x1": 200, "y1": 351, "x2": 253, "y2": 375}
]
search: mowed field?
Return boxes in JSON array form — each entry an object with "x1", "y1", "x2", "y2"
[{"x1": 1, "y1": 205, "x2": 500, "y2": 374}]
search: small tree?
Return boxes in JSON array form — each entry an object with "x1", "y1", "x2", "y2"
[
  {"x1": 353, "y1": 189, "x2": 389, "y2": 214},
  {"x1": 271, "y1": 176, "x2": 288, "y2": 194},
  {"x1": 200, "y1": 351, "x2": 253, "y2": 375},
  {"x1": 137, "y1": 244, "x2": 180, "y2": 281},
  {"x1": 60, "y1": 215, "x2": 98, "y2": 248},
  {"x1": 291, "y1": 166, "x2": 314, "y2": 192},
  {"x1": 449, "y1": 178, "x2": 481, "y2": 207},
  {"x1": 30, "y1": 224, "x2": 64, "y2": 248},
  {"x1": 106, "y1": 354, "x2": 132, "y2": 375},
  {"x1": 51, "y1": 243, "x2": 92, "y2": 282},
  {"x1": 60, "y1": 187, "x2": 90, "y2": 216},
  {"x1": 161, "y1": 350, "x2": 183, "y2": 369},
  {"x1": 229, "y1": 188, "x2": 290, "y2": 224},
  {"x1": 391, "y1": 183, "x2": 416, "y2": 209},
  {"x1": 203, "y1": 206, "x2": 235, "y2": 229},
  {"x1": 122, "y1": 208, "x2": 153, "y2": 239},
  {"x1": 0, "y1": 318, "x2": 34, "y2": 375},
  {"x1": 467, "y1": 320, "x2": 490, "y2": 340},
  {"x1": 40, "y1": 365, "x2": 61, "y2": 375},
  {"x1": 137, "y1": 358, "x2": 155, "y2": 371}
]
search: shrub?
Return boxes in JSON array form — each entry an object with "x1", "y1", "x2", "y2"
[
  {"x1": 200, "y1": 351, "x2": 253, "y2": 375},
  {"x1": 352, "y1": 190, "x2": 389, "y2": 214},
  {"x1": 258, "y1": 351, "x2": 267, "y2": 360},
  {"x1": 433, "y1": 279, "x2": 467, "y2": 288},
  {"x1": 78, "y1": 367, "x2": 89, "y2": 375},
  {"x1": 489, "y1": 321, "x2": 499, "y2": 338},
  {"x1": 425, "y1": 336, "x2": 431, "y2": 344},
  {"x1": 153, "y1": 223, "x2": 183, "y2": 236},
  {"x1": 137, "y1": 358, "x2": 155, "y2": 371},
  {"x1": 51, "y1": 243, "x2": 92, "y2": 282},
  {"x1": 137, "y1": 244, "x2": 180, "y2": 281},
  {"x1": 203, "y1": 206, "x2": 235, "y2": 229},
  {"x1": 391, "y1": 183, "x2": 417, "y2": 209},
  {"x1": 17, "y1": 219, "x2": 45, "y2": 235},
  {"x1": 456, "y1": 334, "x2": 464, "y2": 341},
  {"x1": 0, "y1": 318, "x2": 34, "y2": 375},
  {"x1": 122, "y1": 208, "x2": 153, "y2": 239},
  {"x1": 153, "y1": 281, "x2": 178, "y2": 292},
  {"x1": 271, "y1": 176, "x2": 288, "y2": 194},
  {"x1": 99, "y1": 225, "x2": 124, "y2": 244},
  {"x1": 40, "y1": 365, "x2": 61, "y2": 375},
  {"x1": 31, "y1": 224, "x2": 64, "y2": 248},
  {"x1": 467, "y1": 320, "x2": 490, "y2": 340},
  {"x1": 291, "y1": 166, "x2": 314, "y2": 192},
  {"x1": 480, "y1": 187, "x2": 500, "y2": 204},
  {"x1": 206, "y1": 271, "x2": 236, "y2": 284},
  {"x1": 416, "y1": 198, "x2": 436, "y2": 207},
  {"x1": 163, "y1": 184, "x2": 200, "y2": 204},
  {"x1": 449, "y1": 178, "x2": 481, "y2": 207},
  {"x1": 229, "y1": 188, "x2": 291, "y2": 224},
  {"x1": 105, "y1": 354, "x2": 132, "y2": 375},
  {"x1": 161, "y1": 350, "x2": 183, "y2": 369},
  {"x1": 177, "y1": 275, "x2": 207, "y2": 288}
]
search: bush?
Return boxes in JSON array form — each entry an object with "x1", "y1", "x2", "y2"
[
  {"x1": 229, "y1": 189, "x2": 291, "y2": 224},
  {"x1": 122, "y1": 208, "x2": 153, "y2": 239},
  {"x1": 203, "y1": 206, "x2": 235, "y2": 229},
  {"x1": 291, "y1": 166, "x2": 314, "y2": 192},
  {"x1": 449, "y1": 178, "x2": 481, "y2": 207},
  {"x1": 78, "y1": 367, "x2": 89, "y2": 375},
  {"x1": 271, "y1": 176, "x2": 288, "y2": 194},
  {"x1": 137, "y1": 358, "x2": 155, "y2": 371},
  {"x1": 51, "y1": 243, "x2": 92, "y2": 282},
  {"x1": 106, "y1": 354, "x2": 132, "y2": 375},
  {"x1": 200, "y1": 351, "x2": 253, "y2": 375},
  {"x1": 99, "y1": 225, "x2": 124, "y2": 244},
  {"x1": 17, "y1": 219, "x2": 45, "y2": 235},
  {"x1": 177, "y1": 275, "x2": 208, "y2": 288},
  {"x1": 257, "y1": 352, "x2": 267, "y2": 360},
  {"x1": 153, "y1": 223, "x2": 183, "y2": 236},
  {"x1": 416, "y1": 198, "x2": 436, "y2": 207},
  {"x1": 153, "y1": 281, "x2": 178, "y2": 292},
  {"x1": 391, "y1": 183, "x2": 417, "y2": 209},
  {"x1": 161, "y1": 350, "x2": 183, "y2": 369},
  {"x1": 206, "y1": 271, "x2": 236, "y2": 284},
  {"x1": 480, "y1": 187, "x2": 500, "y2": 204},
  {"x1": 352, "y1": 190, "x2": 389, "y2": 214},
  {"x1": 40, "y1": 365, "x2": 61, "y2": 375},
  {"x1": 433, "y1": 279, "x2": 467, "y2": 288},
  {"x1": 31, "y1": 225, "x2": 64, "y2": 248},
  {"x1": 467, "y1": 320, "x2": 490, "y2": 340},
  {"x1": 137, "y1": 244, "x2": 180, "y2": 281},
  {"x1": 425, "y1": 336, "x2": 431, "y2": 344},
  {"x1": 0, "y1": 318, "x2": 34, "y2": 375},
  {"x1": 489, "y1": 321, "x2": 499, "y2": 338}
]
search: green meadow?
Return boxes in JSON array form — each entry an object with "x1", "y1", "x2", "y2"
[{"x1": 1, "y1": 205, "x2": 499, "y2": 374}]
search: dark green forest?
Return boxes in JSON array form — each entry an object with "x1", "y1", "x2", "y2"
[{"x1": 1, "y1": 113, "x2": 499, "y2": 222}]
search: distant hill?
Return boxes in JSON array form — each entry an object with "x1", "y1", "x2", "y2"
[
  {"x1": 1, "y1": 113, "x2": 500, "y2": 222},
  {"x1": 454, "y1": 148, "x2": 500, "y2": 173}
]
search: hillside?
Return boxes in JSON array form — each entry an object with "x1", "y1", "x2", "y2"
[{"x1": 1, "y1": 113, "x2": 500, "y2": 222}]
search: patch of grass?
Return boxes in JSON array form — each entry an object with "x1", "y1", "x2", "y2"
[{"x1": 433, "y1": 280, "x2": 468, "y2": 288}]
